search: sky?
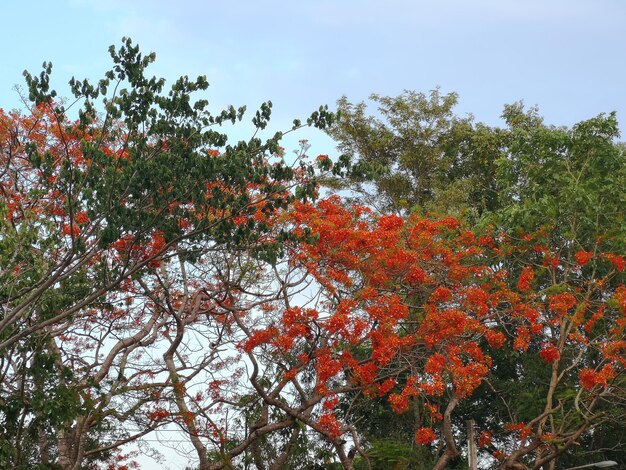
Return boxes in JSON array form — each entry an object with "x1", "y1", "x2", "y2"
[
  {"x1": 2, "y1": 0, "x2": 626, "y2": 155},
  {"x1": 1, "y1": 0, "x2": 625, "y2": 467}
]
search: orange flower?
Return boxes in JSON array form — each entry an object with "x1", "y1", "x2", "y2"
[
  {"x1": 517, "y1": 266, "x2": 534, "y2": 291},
  {"x1": 318, "y1": 413, "x2": 342, "y2": 439},
  {"x1": 415, "y1": 427, "x2": 436, "y2": 445},
  {"x1": 602, "y1": 253, "x2": 626, "y2": 272},
  {"x1": 75, "y1": 211, "x2": 90, "y2": 225},
  {"x1": 575, "y1": 250, "x2": 593, "y2": 266},
  {"x1": 539, "y1": 343, "x2": 560, "y2": 363}
]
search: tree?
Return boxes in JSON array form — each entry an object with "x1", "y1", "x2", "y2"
[
  {"x1": 3, "y1": 44, "x2": 624, "y2": 470},
  {"x1": 240, "y1": 196, "x2": 625, "y2": 470},
  {"x1": 327, "y1": 89, "x2": 498, "y2": 217},
  {"x1": 326, "y1": 91, "x2": 626, "y2": 469},
  {"x1": 0, "y1": 38, "x2": 337, "y2": 469}
]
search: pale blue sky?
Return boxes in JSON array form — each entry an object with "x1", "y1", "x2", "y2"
[
  {"x1": 2, "y1": 0, "x2": 625, "y2": 155},
  {"x1": 1, "y1": 1, "x2": 625, "y2": 467}
]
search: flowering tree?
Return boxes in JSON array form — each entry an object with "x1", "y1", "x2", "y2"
[
  {"x1": 237, "y1": 197, "x2": 625, "y2": 470},
  {"x1": 2, "y1": 41, "x2": 624, "y2": 470},
  {"x1": 0, "y1": 39, "x2": 336, "y2": 469},
  {"x1": 325, "y1": 90, "x2": 626, "y2": 469}
]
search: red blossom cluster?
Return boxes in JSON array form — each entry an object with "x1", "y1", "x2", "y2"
[
  {"x1": 539, "y1": 343, "x2": 560, "y2": 363},
  {"x1": 575, "y1": 250, "x2": 594, "y2": 266},
  {"x1": 415, "y1": 426, "x2": 437, "y2": 445},
  {"x1": 579, "y1": 364, "x2": 616, "y2": 390}
]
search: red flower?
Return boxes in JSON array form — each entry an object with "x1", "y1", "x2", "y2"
[
  {"x1": 431, "y1": 286, "x2": 453, "y2": 303},
  {"x1": 241, "y1": 327, "x2": 279, "y2": 352},
  {"x1": 147, "y1": 408, "x2": 170, "y2": 421},
  {"x1": 478, "y1": 431, "x2": 493, "y2": 448},
  {"x1": 548, "y1": 292, "x2": 577, "y2": 316},
  {"x1": 539, "y1": 343, "x2": 560, "y2": 363},
  {"x1": 318, "y1": 413, "x2": 342, "y2": 439},
  {"x1": 75, "y1": 211, "x2": 90, "y2": 225},
  {"x1": 575, "y1": 250, "x2": 593, "y2": 266},
  {"x1": 322, "y1": 396, "x2": 339, "y2": 410},
  {"x1": 424, "y1": 353, "x2": 446, "y2": 375},
  {"x1": 603, "y1": 253, "x2": 626, "y2": 272},
  {"x1": 513, "y1": 326, "x2": 530, "y2": 352},
  {"x1": 485, "y1": 329, "x2": 506, "y2": 349},
  {"x1": 377, "y1": 377, "x2": 396, "y2": 396},
  {"x1": 388, "y1": 393, "x2": 409, "y2": 413},
  {"x1": 414, "y1": 427, "x2": 436, "y2": 445},
  {"x1": 517, "y1": 266, "x2": 534, "y2": 291},
  {"x1": 62, "y1": 223, "x2": 80, "y2": 237},
  {"x1": 579, "y1": 364, "x2": 615, "y2": 390},
  {"x1": 377, "y1": 214, "x2": 404, "y2": 230}
]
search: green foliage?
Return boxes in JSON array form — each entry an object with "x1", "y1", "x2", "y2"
[
  {"x1": 352, "y1": 439, "x2": 435, "y2": 470},
  {"x1": 328, "y1": 91, "x2": 626, "y2": 249},
  {"x1": 490, "y1": 105, "x2": 626, "y2": 253},
  {"x1": 327, "y1": 89, "x2": 472, "y2": 214}
]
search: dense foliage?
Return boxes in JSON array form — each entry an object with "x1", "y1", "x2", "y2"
[
  {"x1": 328, "y1": 91, "x2": 626, "y2": 469},
  {"x1": 1, "y1": 43, "x2": 624, "y2": 470}
]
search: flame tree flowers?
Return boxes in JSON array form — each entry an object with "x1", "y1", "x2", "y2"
[
  {"x1": 236, "y1": 197, "x2": 626, "y2": 470},
  {"x1": 1, "y1": 40, "x2": 625, "y2": 470},
  {"x1": 324, "y1": 88, "x2": 626, "y2": 469}
]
